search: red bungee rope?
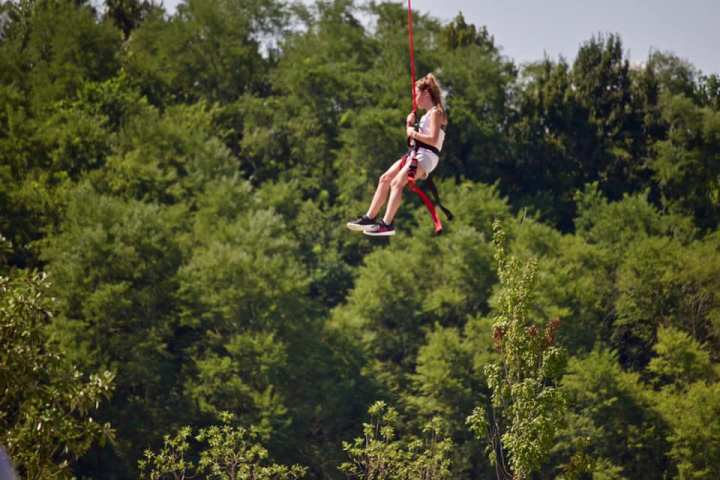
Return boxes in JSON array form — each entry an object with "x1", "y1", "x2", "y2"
[
  {"x1": 407, "y1": 0, "x2": 418, "y2": 113},
  {"x1": 405, "y1": 0, "x2": 443, "y2": 234}
]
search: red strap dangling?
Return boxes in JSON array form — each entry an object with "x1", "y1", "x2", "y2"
[
  {"x1": 409, "y1": 180, "x2": 443, "y2": 233},
  {"x1": 399, "y1": 155, "x2": 444, "y2": 234}
]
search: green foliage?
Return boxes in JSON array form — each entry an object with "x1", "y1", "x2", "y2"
[
  {"x1": 1, "y1": 0, "x2": 720, "y2": 478},
  {"x1": 699, "y1": 73, "x2": 720, "y2": 110},
  {"x1": 139, "y1": 412, "x2": 307, "y2": 480},
  {"x1": 555, "y1": 349, "x2": 668, "y2": 480},
  {"x1": 647, "y1": 50, "x2": 702, "y2": 101},
  {"x1": 179, "y1": 187, "x2": 310, "y2": 431},
  {"x1": 509, "y1": 217, "x2": 613, "y2": 353},
  {"x1": 467, "y1": 222, "x2": 567, "y2": 480},
  {"x1": 652, "y1": 381, "x2": 720, "y2": 479},
  {"x1": 179, "y1": 206, "x2": 307, "y2": 331},
  {"x1": 441, "y1": 13, "x2": 496, "y2": 51},
  {"x1": 0, "y1": 6, "x2": 142, "y2": 266},
  {"x1": 408, "y1": 319, "x2": 496, "y2": 477},
  {"x1": 0, "y1": 0, "x2": 121, "y2": 111},
  {"x1": 0, "y1": 270, "x2": 114, "y2": 479},
  {"x1": 123, "y1": 0, "x2": 283, "y2": 104},
  {"x1": 330, "y1": 204, "x2": 497, "y2": 395},
  {"x1": 613, "y1": 235, "x2": 720, "y2": 368},
  {"x1": 507, "y1": 57, "x2": 578, "y2": 224},
  {"x1": 574, "y1": 182, "x2": 696, "y2": 248},
  {"x1": 648, "y1": 326, "x2": 714, "y2": 387},
  {"x1": 40, "y1": 186, "x2": 185, "y2": 473},
  {"x1": 0, "y1": 234, "x2": 12, "y2": 273},
  {"x1": 410, "y1": 323, "x2": 489, "y2": 430},
  {"x1": 97, "y1": 101, "x2": 237, "y2": 205},
  {"x1": 138, "y1": 427, "x2": 194, "y2": 480},
  {"x1": 340, "y1": 401, "x2": 452, "y2": 480},
  {"x1": 196, "y1": 413, "x2": 307, "y2": 480},
  {"x1": 435, "y1": 26, "x2": 515, "y2": 182},
  {"x1": 650, "y1": 92, "x2": 720, "y2": 229},
  {"x1": 646, "y1": 330, "x2": 720, "y2": 478}
]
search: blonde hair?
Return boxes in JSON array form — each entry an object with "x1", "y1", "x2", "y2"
[{"x1": 416, "y1": 73, "x2": 447, "y2": 125}]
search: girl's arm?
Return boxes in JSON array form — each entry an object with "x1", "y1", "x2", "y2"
[{"x1": 406, "y1": 109, "x2": 442, "y2": 146}]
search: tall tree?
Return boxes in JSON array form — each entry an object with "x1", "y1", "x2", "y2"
[{"x1": 467, "y1": 222, "x2": 566, "y2": 480}]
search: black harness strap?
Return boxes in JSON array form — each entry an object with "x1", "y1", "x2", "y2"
[
  {"x1": 413, "y1": 139, "x2": 440, "y2": 156},
  {"x1": 422, "y1": 177, "x2": 454, "y2": 221}
]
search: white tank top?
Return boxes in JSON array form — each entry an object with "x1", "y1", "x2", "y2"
[{"x1": 418, "y1": 107, "x2": 446, "y2": 152}]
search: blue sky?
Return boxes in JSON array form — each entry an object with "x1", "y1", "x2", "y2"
[{"x1": 160, "y1": 0, "x2": 719, "y2": 75}]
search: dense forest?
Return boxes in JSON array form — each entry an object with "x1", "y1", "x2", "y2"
[{"x1": 1, "y1": 0, "x2": 719, "y2": 478}]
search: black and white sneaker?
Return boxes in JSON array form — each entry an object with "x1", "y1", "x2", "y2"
[
  {"x1": 346, "y1": 215, "x2": 376, "y2": 232},
  {"x1": 363, "y1": 220, "x2": 396, "y2": 237}
]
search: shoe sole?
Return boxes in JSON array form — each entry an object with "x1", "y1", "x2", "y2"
[
  {"x1": 363, "y1": 229, "x2": 395, "y2": 237},
  {"x1": 346, "y1": 222, "x2": 374, "y2": 232}
]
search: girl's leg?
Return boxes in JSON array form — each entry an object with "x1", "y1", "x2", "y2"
[
  {"x1": 382, "y1": 164, "x2": 427, "y2": 224},
  {"x1": 366, "y1": 158, "x2": 405, "y2": 219}
]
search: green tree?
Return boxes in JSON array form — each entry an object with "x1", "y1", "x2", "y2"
[
  {"x1": 40, "y1": 187, "x2": 185, "y2": 476},
  {"x1": 0, "y1": 0, "x2": 122, "y2": 267},
  {"x1": 467, "y1": 222, "x2": 566, "y2": 480},
  {"x1": 174, "y1": 175, "x2": 361, "y2": 476},
  {"x1": 93, "y1": 101, "x2": 237, "y2": 206},
  {"x1": 646, "y1": 50, "x2": 702, "y2": 102},
  {"x1": 331, "y1": 181, "x2": 507, "y2": 389},
  {"x1": 123, "y1": 0, "x2": 284, "y2": 105},
  {"x1": 574, "y1": 182, "x2": 696, "y2": 252},
  {"x1": 555, "y1": 349, "x2": 668, "y2": 480},
  {"x1": 508, "y1": 217, "x2": 614, "y2": 354},
  {"x1": 647, "y1": 326, "x2": 715, "y2": 388},
  {"x1": 139, "y1": 412, "x2": 307, "y2": 480},
  {"x1": 340, "y1": 401, "x2": 452, "y2": 480},
  {"x1": 613, "y1": 235, "x2": 720, "y2": 368},
  {"x1": 267, "y1": 0, "x2": 382, "y2": 189},
  {"x1": 330, "y1": 224, "x2": 496, "y2": 395},
  {"x1": 0, "y1": 269, "x2": 114, "y2": 479},
  {"x1": 699, "y1": 73, "x2": 720, "y2": 110},
  {"x1": 652, "y1": 383, "x2": 720, "y2": 479},
  {"x1": 138, "y1": 427, "x2": 194, "y2": 480},
  {"x1": 508, "y1": 34, "x2": 648, "y2": 226},
  {"x1": 0, "y1": 0, "x2": 121, "y2": 112},
  {"x1": 407, "y1": 318, "x2": 497, "y2": 478},
  {"x1": 571, "y1": 34, "x2": 643, "y2": 198},
  {"x1": 441, "y1": 12, "x2": 496, "y2": 51},
  {"x1": 178, "y1": 185, "x2": 310, "y2": 432},
  {"x1": 650, "y1": 92, "x2": 720, "y2": 229},
  {"x1": 436, "y1": 15, "x2": 515, "y2": 183},
  {"x1": 647, "y1": 328, "x2": 720, "y2": 479},
  {"x1": 508, "y1": 57, "x2": 578, "y2": 225}
]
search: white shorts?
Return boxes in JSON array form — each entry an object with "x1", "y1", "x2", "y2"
[{"x1": 414, "y1": 148, "x2": 439, "y2": 176}]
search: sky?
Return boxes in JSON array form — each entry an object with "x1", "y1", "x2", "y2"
[{"x1": 160, "y1": 0, "x2": 719, "y2": 76}]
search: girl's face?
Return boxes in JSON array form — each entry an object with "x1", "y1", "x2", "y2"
[{"x1": 415, "y1": 88, "x2": 433, "y2": 109}]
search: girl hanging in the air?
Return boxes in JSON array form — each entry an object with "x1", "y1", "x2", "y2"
[{"x1": 346, "y1": 73, "x2": 448, "y2": 237}]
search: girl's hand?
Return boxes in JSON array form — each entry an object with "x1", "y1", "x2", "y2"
[
  {"x1": 406, "y1": 111, "x2": 416, "y2": 127},
  {"x1": 406, "y1": 126, "x2": 416, "y2": 139}
]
